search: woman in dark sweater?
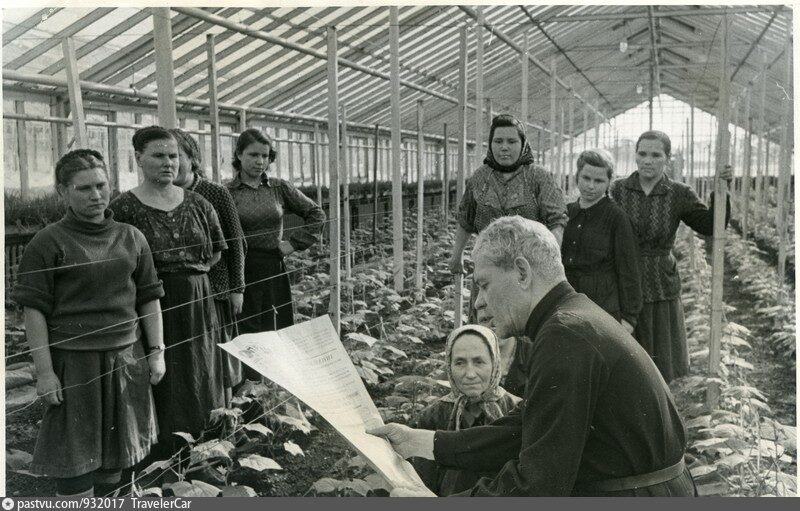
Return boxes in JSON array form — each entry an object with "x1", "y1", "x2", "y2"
[
  {"x1": 169, "y1": 128, "x2": 247, "y2": 402},
  {"x1": 14, "y1": 150, "x2": 165, "y2": 497},
  {"x1": 562, "y1": 149, "x2": 642, "y2": 335}
]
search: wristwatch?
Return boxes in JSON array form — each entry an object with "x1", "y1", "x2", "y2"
[{"x1": 147, "y1": 344, "x2": 166, "y2": 353}]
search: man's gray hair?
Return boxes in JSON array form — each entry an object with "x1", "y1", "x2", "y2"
[{"x1": 472, "y1": 216, "x2": 565, "y2": 283}]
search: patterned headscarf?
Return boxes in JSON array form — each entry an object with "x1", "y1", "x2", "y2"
[
  {"x1": 484, "y1": 114, "x2": 535, "y2": 173},
  {"x1": 440, "y1": 324, "x2": 507, "y2": 430}
]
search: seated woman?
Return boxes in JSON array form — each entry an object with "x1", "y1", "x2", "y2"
[
  {"x1": 412, "y1": 325, "x2": 520, "y2": 496},
  {"x1": 562, "y1": 149, "x2": 642, "y2": 335}
]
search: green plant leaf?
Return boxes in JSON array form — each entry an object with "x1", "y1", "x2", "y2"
[
  {"x1": 347, "y1": 333, "x2": 379, "y2": 347},
  {"x1": 238, "y1": 454, "x2": 282, "y2": 472},
  {"x1": 172, "y1": 432, "x2": 196, "y2": 444},
  {"x1": 221, "y1": 485, "x2": 257, "y2": 497},
  {"x1": 312, "y1": 477, "x2": 342, "y2": 494},
  {"x1": 190, "y1": 439, "x2": 235, "y2": 465},
  {"x1": 6, "y1": 449, "x2": 32, "y2": 470},
  {"x1": 164, "y1": 480, "x2": 220, "y2": 497},
  {"x1": 242, "y1": 423, "x2": 273, "y2": 437},
  {"x1": 284, "y1": 441, "x2": 304, "y2": 457}
]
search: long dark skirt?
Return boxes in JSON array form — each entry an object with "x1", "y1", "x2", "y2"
[
  {"x1": 156, "y1": 272, "x2": 225, "y2": 443},
  {"x1": 239, "y1": 249, "x2": 294, "y2": 381},
  {"x1": 635, "y1": 298, "x2": 689, "y2": 383},
  {"x1": 216, "y1": 298, "x2": 242, "y2": 388},
  {"x1": 30, "y1": 342, "x2": 158, "y2": 478}
]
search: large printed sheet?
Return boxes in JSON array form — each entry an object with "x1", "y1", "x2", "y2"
[{"x1": 220, "y1": 315, "x2": 425, "y2": 490}]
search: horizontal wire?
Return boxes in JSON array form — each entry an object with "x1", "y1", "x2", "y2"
[
  {"x1": 12, "y1": 199, "x2": 445, "y2": 278},
  {"x1": 7, "y1": 243, "x2": 383, "y2": 359}
]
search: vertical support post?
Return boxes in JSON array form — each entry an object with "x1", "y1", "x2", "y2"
[
  {"x1": 741, "y1": 90, "x2": 753, "y2": 239},
  {"x1": 557, "y1": 102, "x2": 564, "y2": 188},
  {"x1": 49, "y1": 96, "x2": 61, "y2": 168},
  {"x1": 389, "y1": 7, "x2": 404, "y2": 292},
  {"x1": 594, "y1": 99, "x2": 600, "y2": 146},
  {"x1": 238, "y1": 109, "x2": 247, "y2": 133},
  {"x1": 708, "y1": 14, "x2": 731, "y2": 410},
  {"x1": 341, "y1": 106, "x2": 352, "y2": 280},
  {"x1": 442, "y1": 123, "x2": 449, "y2": 222},
  {"x1": 206, "y1": 34, "x2": 221, "y2": 183},
  {"x1": 61, "y1": 37, "x2": 88, "y2": 147},
  {"x1": 568, "y1": 92, "x2": 574, "y2": 192},
  {"x1": 151, "y1": 8, "x2": 177, "y2": 129},
  {"x1": 690, "y1": 96, "x2": 695, "y2": 188},
  {"x1": 455, "y1": 26, "x2": 469, "y2": 328},
  {"x1": 550, "y1": 58, "x2": 557, "y2": 170},
  {"x1": 326, "y1": 25, "x2": 341, "y2": 333},
  {"x1": 313, "y1": 123, "x2": 323, "y2": 216},
  {"x1": 755, "y1": 52, "x2": 767, "y2": 227},
  {"x1": 15, "y1": 101, "x2": 30, "y2": 199},
  {"x1": 415, "y1": 100, "x2": 425, "y2": 291},
  {"x1": 475, "y1": 8, "x2": 485, "y2": 163},
  {"x1": 649, "y1": 65, "x2": 654, "y2": 130},
  {"x1": 55, "y1": 97, "x2": 68, "y2": 158},
  {"x1": 776, "y1": 23, "x2": 792, "y2": 297},
  {"x1": 521, "y1": 32, "x2": 529, "y2": 126},
  {"x1": 582, "y1": 102, "x2": 588, "y2": 149},
  {"x1": 372, "y1": 124, "x2": 380, "y2": 244},
  {"x1": 107, "y1": 111, "x2": 121, "y2": 193}
]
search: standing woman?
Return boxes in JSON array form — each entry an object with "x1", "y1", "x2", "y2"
[
  {"x1": 14, "y1": 150, "x2": 164, "y2": 497},
  {"x1": 611, "y1": 130, "x2": 731, "y2": 382},
  {"x1": 227, "y1": 128, "x2": 325, "y2": 378},
  {"x1": 170, "y1": 128, "x2": 247, "y2": 401},
  {"x1": 450, "y1": 114, "x2": 567, "y2": 321},
  {"x1": 109, "y1": 126, "x2": 227, "y2": 451},
  {"x1": 562, "y1": 149, "x2": 642, "y2": 334}
]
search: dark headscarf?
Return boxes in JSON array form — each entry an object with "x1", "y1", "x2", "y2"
[{"x1": 483, "y1": 114, "x2": 535, "y2": 173}]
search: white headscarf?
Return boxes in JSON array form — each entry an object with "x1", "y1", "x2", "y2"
[{"x1": 440, "y1": 324, "x2": 507, "y2": 430}]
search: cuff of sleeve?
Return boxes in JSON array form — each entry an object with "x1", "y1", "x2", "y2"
[
  {"x1": 433, "y1": 430, "x2": 460, "y2": 467},
  {"x1": 546, "y1": 216, "x2": 569, "y2": 230},
  {"x1": 288, "y1": 234, "x2": 314, "y2": 252},
  {"x1": 12, "y1": 286, "x2": 53, "y2": 315},
  {"x1": 622, "y1": 314, "x2": 638, "y2": 328},
  {"x1": 136, "y1": 281, "x2": 165, "y2": 306}
]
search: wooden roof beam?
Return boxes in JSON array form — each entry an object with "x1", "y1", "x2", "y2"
[
  {"x1": 730, "y1": 9, "x2": 781, "y2": 82},
  {"x1": 535, "y1": 6, "x2": 778, "y2": 23},
  {"x1": 5, "y1": 8, "x2": 114, "y2": 70},
  {"x1": 2, "y1": 8, "x2": 64, "y2": 46},
  {"x1": 648, "y1": 6, "x2": 662, "y2": 97},
  {"x1": 39, "y1": 10, "x2": 152, "y2": 76},
  {"x1": 459, "y1": 5, "x2": 607, "y2": 123},
  {"x1": 173, "y1": 7, "x2": 467, "y2": 108},
  {"x1": 519, "y1": 5, "x2": 612, "y2": 110}
]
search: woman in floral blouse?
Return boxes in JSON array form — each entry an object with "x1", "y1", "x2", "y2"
[
  {"x1": 227, "y1": 128, "x2": 325, "y2": 380},
  {"x1": 611, "y1": 130, "x2": 731, "y2": 382},
  {"x1": 450, "y1": 114, "x2": 567, "y2": 322},
  {"x1": 109, "y1": 126, "x2": 227, "y2": 453}
]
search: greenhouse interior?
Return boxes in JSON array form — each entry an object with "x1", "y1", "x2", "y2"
[{"x1": 3, "y1": 3, "x2": 796, "y2": 499}]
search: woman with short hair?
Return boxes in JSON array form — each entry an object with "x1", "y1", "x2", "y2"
[
  {"x1": 562, "y1": 148, "x2": 642, "y2": 334},
  {"x1": 15, "y1": 149, "x2": 164, "y2": 497},
  {"x1": 109, "y1": 126, "x2": 227, "y2": 451}
]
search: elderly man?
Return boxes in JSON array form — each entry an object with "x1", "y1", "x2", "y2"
[{"x1": 370, "y1": 216, "x2": 694, "y2": 496}]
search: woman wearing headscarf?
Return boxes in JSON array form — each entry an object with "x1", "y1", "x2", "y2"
[
  {"x1": 169, "y1": 128, "x2": 247, "y2": 401},
  {"x1": 411, "y1": 325, "x2": 520, "y2": 496},
  {"x1": 450, "y1": 114, "x2": 567, "y2": 323},
  {"x1": 610, "y1": 130, "x2": 731, "y2": 382}
]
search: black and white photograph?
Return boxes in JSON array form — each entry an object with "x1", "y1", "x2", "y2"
[{"x1": 2, "y1": 1, "x2": 796, "y2": 500}]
